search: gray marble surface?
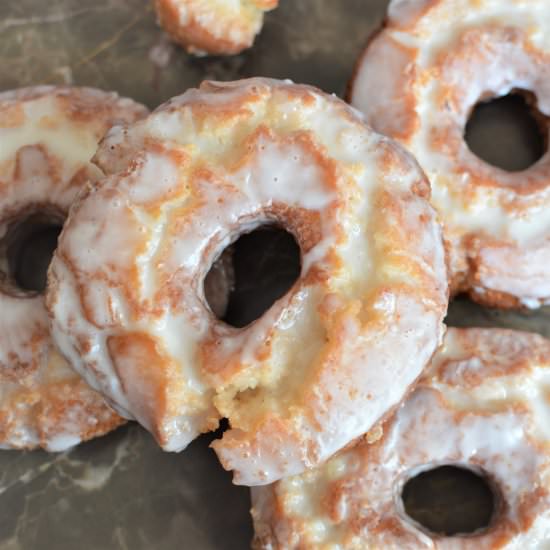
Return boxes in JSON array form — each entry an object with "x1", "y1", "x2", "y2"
[
  {"x1": 0, "y1": 0, "x2": 388, "y2": 109},
  {"x1": 1, "y1": 0, "x2": 550, "y2": 549}
]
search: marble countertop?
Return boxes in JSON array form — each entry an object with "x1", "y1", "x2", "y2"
[{"x1": 1, "y1": 1, "x2": 549, "y2": 548}]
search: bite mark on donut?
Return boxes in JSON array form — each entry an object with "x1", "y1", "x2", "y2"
[{"x1": 48, "y1": 78, "x2": 447, "y2": 481}]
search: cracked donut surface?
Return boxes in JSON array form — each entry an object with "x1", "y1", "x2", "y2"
[
  {"x1": 154, "y1": 0, "x2": 278, "y2": 55},
  {"x1": 0, "y1": 86, "x2": 148, "y2": 451},
  {"x1": 349, "y1": 0, "x2": 550, "y2": 309},
  {"x1": 47, "y1": 77, "x2": 447, "y2": 485},
  {"x1": 252, "y1": 327, "x2": 550, "y2": 549}
]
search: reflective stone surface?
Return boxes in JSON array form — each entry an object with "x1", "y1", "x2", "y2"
[{"x1": 1, "y1": 0, "x2": 549, "y2": 548}]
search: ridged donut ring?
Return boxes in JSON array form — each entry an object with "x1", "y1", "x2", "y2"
[
  {"x1": 349, "y1": 0, "x2": 550, "y2": 308},
  {"x1": 252, "y1": 327, "x2": 550, "y2": 548},
  {"x1": 0, "y1": 86, "x2": 148, "y2": 451},
  {"x1": 47, "y1": 78, "x2": 447, "y2": 484},
  {"x1": 154, "y1": 0, "x2": 278, "y2": 55}
]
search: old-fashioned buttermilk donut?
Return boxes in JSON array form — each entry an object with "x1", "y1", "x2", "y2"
[
  {"x1": 0, "y1": 86, "x2": 148, "y2": 451},
  {"x1": 349, "y1": 0, "x2": 550, "y2": 309},
  {"x1": 154, "y1": 0, "x2": 278, "y2": 56},
  {"x1": 47, "y1": 77, "x2": 447, "y2": 485},
  {"x1": 252, "y1": 327, "x2": 550, "y2": 548}
]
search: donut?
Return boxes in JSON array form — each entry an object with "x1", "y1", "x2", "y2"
[
  {"x1": 154, "y1": 0, "x2": 278, "y2": 56},
  {"x1": 47, "y1": 77, "x2": 448, "y2": 484},
  {"x1": 349, "y1": 0, "x2": 550, "y2": 309},
  {"x1": 0, "y1": 86, "x2": 148, "y2": 451},
  {"x1": 252, "y1": 327, "x2": 550, "y2": 548}
]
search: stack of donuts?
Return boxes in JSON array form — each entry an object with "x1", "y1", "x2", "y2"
[{"x1": 2, "y1": 0, "x2": 550, "y2": 547}]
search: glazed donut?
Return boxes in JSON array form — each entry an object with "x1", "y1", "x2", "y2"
[
  {"x1": 0, "y1": 86, "x2": 148, "y2": 451},
  {"x1": 349, "y1": 0, "x2": 550, "y2": 309},
  {"x1": 154, "y1": 0, "x2": 278, "y2": 56},
  {"x1": 47, "y1": 77, "x2": 447, "y2": 485},
  {"x1": 252, "y1": 327, "x2": 550, "y2": 548}
]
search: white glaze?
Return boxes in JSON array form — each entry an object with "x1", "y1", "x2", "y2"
[
  {"x1": 350, "y1": 0, "x2": 550, "y2": 305},
  {"x1": 252, "y1": 328, "x2": 550, "y2": 549},
  {"x1": 49, "y1": 78, "x2": 447, "y2": 484},
  {"x1": 0, "y1": 86, "x2": 148, "y2": 450}
]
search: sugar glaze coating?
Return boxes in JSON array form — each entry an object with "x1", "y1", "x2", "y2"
[
  {"x1": 48, "y1": 78, "x2": 447, "y2": 484},
  {"x1": 252, "y1": 327, "x2": 550, "y2": 549},
  {"x1": 0, "y1": 86, "x2": 148, "y2": 450},
  {"x1": 350, "y1": 0, "x2": 550, "y2": 309}
]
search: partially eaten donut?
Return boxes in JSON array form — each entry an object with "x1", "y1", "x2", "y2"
[
  {"x1": 154, "y1": 0, "x2": 278, "y2": 55},
  {"x1": 47, "y1": 78, "x2": 447, "y2": 484}
]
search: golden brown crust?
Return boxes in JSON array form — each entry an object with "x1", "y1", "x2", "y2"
[
  {"x1": 252, "y1": 328, "x2": 550, "y2": 549},
  {"x1": 0, "y1": 378, "x2": 126, "y2": 450},
  {"x1": 349, "y1": 0, "x2": 550, "y2": 309},
  {"x1": 48, "y1": 77, "x2": 447, "y2": 482},
  {"x1": 0, "y1": 86, "x2": 148, "y2": 450},
  {"x1": 154, "y1": 0, "x2": 278, "y2": 55}
]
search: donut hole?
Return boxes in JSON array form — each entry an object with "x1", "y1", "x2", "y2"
[
  {"x1": 204, "y1": 225, "x2": 301, "y2": 328},
  {"x1": 0, "y1": 209, "x2": 65, "y2": 296},
  {"x1": 464, "y1": 90, "x2": 547, "y2": 172},
  {"x1": 400, "y1": 465, "x2": 497, "y2": 536}
]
